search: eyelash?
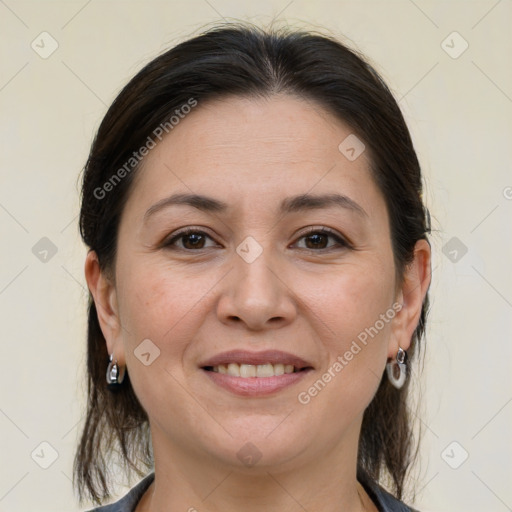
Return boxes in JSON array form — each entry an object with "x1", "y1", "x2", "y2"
[{"x1": 163, "y1": 227, "x2": 351, "y2": 252}]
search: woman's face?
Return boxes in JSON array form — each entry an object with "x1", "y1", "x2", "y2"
[{"x1": 92, "y1": 95, "x2": 422, "y2": 471}]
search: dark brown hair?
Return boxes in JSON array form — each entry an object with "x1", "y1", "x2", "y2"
[{"x1": 75, "y1": 22, "x2": 430, "y2": 505}]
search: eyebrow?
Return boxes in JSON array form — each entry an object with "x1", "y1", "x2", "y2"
[{"x1": 143, "y1": 192, "x2": 368, "y2": 222}]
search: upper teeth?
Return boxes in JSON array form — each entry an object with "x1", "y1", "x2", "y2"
[{"x1": 212, "y1": 363, "x2": 296, "y2": 377}]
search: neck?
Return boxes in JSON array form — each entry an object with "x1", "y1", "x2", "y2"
[{"x1": 138, "y1": 421, "x2": 376, "y2": 512}]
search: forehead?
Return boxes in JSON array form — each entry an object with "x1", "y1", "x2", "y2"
[
  {"x1": 126, "y1": 94, "x2": 385, "y2": 220},
  {"x1": 160, "y1": 94, "x2": 357, "y2": 167}
]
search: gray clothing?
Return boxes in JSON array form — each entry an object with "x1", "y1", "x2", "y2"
[{"x1": 87, "y1": 472, "x2": 418, "y2": 512}]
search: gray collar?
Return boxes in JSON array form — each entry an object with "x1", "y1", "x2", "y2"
[{"x1": 88, "y1": 472, "x2": 418, "y2": 512}]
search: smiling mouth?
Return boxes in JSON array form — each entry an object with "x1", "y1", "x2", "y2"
[{"x1": 203, "y1": 363, "x2": 308, "y2": 377}]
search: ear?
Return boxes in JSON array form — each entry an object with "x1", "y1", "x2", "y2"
[
  {"x1": 84, "y1": 250, "x2": 126, "y2": 366},
  {"x1": 388, "y1": 239, "x2": 431, "y2": 358}
]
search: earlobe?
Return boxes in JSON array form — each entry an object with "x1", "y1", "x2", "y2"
[
  {"x1": 388, "y1": 239, "x2": 431, "y2": 358},
  {"x1": 84, "y1": 250, "x2": 125, "y2": 363}
]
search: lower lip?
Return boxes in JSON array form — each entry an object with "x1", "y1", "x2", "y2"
[{"x1": 202, "y1": 369, "x2": 311, "y2": 396}]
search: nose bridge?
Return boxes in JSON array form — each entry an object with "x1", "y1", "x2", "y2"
[
  {"x1": 235, "y1": 238, "x2": 281, "y2": 306},
  {"x1": 216, "y1": 235, "x2": 296, "y2": 329}
]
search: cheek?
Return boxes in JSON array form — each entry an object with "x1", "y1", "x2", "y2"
[
  {"x1": 116, "y1": 247, "x2": 395, "y2": 417},
  {"x1": 115, "y1": 263, "x2": 220, "y2": 428},
  {"x1": 301, "y1": 261, "x2": 395, "y2": 346},
  {"x1": 118, "y1": 253, "x2": 395, "y2": 367},
  {"x1": 116, "y1": 260, "x2": 220, "y2": 359},
  {"x1": 295, "y1": 264, "x2": 394, "y2": 414}
]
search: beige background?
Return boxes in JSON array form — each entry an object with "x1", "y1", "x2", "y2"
[{"x1": 1, "y1": 1, "x2": 511, "y2": 511}]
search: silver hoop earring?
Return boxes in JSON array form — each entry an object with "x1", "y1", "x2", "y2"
[
  {"x1": 386, "y1": 347, "x2": 407, "y2": 389},
  {"x1": 106, "y1": 354, "x2": 125, "y2": 390}
]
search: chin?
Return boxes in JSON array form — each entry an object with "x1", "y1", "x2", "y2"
[{"x1": 203, "y1": 416, "x2": 312, "y2": 471}]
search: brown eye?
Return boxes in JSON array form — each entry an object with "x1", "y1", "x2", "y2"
[
  {"x1": 304, "y1": 233, "x2": 329, "y2": 249},
  {"x1": 181, "y1": 232, "x2": 206, "y2": 249},
  {"x1": 164, "y1": 229, "x2": 217, "y2": 250},
  {"x1": 293, "y1": 228, "x2": 349, "y2": 251}
]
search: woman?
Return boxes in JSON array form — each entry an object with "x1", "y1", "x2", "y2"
[{"x1": 75, "y1": 22, "x2": 431, "y2": 512}]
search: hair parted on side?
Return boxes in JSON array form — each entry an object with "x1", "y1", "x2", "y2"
[{"x1": 75, "y1": 21, "x2": 430, "y2": 506}]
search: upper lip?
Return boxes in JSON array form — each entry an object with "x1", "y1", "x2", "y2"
[{"x1": 199, "y1": 350, "x2": 313, "y2": 369}]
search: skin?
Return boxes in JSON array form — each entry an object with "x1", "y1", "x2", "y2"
[{"x1": 86, "y1": 94, "x2": 431, "y2": 512}]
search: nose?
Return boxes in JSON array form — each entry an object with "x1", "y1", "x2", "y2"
[{"x1": 216, "y1": 248, "x2": 297, "y2": 331}]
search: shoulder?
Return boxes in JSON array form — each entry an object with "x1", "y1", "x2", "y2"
[
  {"x1": 84, "y1": 471, "x2": 418, "y2": 512},
  {"x1": 85, "y1": 473, "x2": 155, "y2": 512},
  {"x1": 360, "y1": 474, "x2": 419, "y2": 512}
]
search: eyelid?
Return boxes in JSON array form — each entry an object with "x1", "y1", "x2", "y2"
[
  {"x1": 162, "y1": 225, "x2": 352, "y2": 251},
  {"x1": 291, "y1": 226, "x2": 352, "y2": 250},
  {"x1": 162, "y1": 226, "x2": 221, "y2": 249}
]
